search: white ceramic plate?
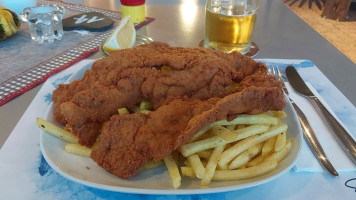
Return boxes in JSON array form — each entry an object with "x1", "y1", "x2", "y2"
[{"x1": 40, "y1": 62, "x2": 302, "y2": 195}]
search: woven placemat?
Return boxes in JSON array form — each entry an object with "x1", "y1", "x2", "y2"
[{"x1": 0, "y1": 0, "x2": 154, "y2": 106}]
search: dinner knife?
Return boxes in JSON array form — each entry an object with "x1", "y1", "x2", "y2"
[{"x1": 286, "y1": 66, "x2": 356, "y2": 166}]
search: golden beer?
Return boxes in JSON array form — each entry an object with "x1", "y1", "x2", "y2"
[{"x1": 204, "y1": 8, "x2": 257, "y2": 54}]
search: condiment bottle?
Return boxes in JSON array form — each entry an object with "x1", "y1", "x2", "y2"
[{"x1": 120, "y1": 0, "x2": 146, "y2": 24}]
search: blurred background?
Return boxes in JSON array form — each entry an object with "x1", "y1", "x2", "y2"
[{"x1": 67, "y1": 0, "x2": 356, "y2": 64}]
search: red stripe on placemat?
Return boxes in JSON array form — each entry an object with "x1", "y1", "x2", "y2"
[{"x1": 0, "y1": 47, "x2": 98, "y2": 107}]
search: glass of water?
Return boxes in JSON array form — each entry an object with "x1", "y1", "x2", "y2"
[{"x1": 20, "y1": 5, "x2": 65, "y2": 43}]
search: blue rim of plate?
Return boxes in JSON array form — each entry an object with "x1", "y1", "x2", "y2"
[{"x1": 99, "y1": 35, "x2": 154, "y2": 57}]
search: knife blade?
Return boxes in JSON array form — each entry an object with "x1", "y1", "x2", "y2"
[{"x1": 286, "y1": 65, "x2": 356, "y2": 166}]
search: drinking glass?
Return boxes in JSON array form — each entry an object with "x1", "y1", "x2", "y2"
[
  {"x1": 204, "y1": 0, "x2": 259, "y2": 55},
  {"x1": 20, "y1": 5, "x2": 65, "y2": 43}
]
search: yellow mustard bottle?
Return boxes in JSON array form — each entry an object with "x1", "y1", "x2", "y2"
[{"x1": 120, "y1": 0, "x2": 146, "y2": 24}]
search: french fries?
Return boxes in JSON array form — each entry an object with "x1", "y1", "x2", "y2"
[
  {"x1": 201, "y1": 144, "x2": 226, "y2": 185},
  {"x1": 275, "y1": 131, "x2": 287, "y2": 152},
  {"x1": 229, "y1": 142, "x2": 263, "y2": 169},
  {"x1": 36, "y1": 118, "x2": 78, "y2": 143},
  {"x1": 38, "y1": 107, "x2": 293, "y2": 189},
  {"x1": 130, "y1": 105, "x2": 151, "y2": 114},
  {"x1": 181, "y1": 166, "x2": 195, "y2": 177},
  {"x1": 64, "y1": 143, "x2": 92, "y2": 157},
  {"x1": 180, "y1": 124, "x2": 270, "y2": 157},
  {"x1": 164, "y1": 154, "x2": 181, "y2": 189},
  {"x1": 189, "y1": 113, "x2": 279, "y2": 141},
  {"x1": 118, "y1": 107, "x2": 130, "y2": 114},
  {"x1": 139, "y1": 99, "x2": 153, "y2": 110},
  {"x1": 261, "y1": 136, "x2": 277, "y2": 156},
  {"x1": 218, "y1": 123, "x2": 288, "y2": 167},
  {"x1": 179, "y1": 110, "x2": 293, "y2": 187},
  {"x1": 267, "y1": 139, "x2": 293, "y2": 162},
  {"x1": 187, "y1": 154, "x2": 205, "y2": 178},
  {"x1": 212, "y1": 159, "x2": 278, "y2": 181}
]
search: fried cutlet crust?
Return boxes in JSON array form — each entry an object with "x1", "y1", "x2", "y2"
[
  {"x1": 91, "y1": 86, "x2": 285, "y2": 179},
  {"x1": 52, "y1": 42, "x2": 269, "y2": 147}
]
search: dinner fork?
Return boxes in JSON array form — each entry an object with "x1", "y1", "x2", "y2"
[{"x1": 269, "y1": 66, "x2": 338, "y2": 176}]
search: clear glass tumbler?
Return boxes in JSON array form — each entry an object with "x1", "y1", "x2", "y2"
[
  {"x1": 204, "y1": 0, "x2": 259, "y2": 54},
  {"x1": 20, "y1": 5, "x2": 65, "y2": 43}
]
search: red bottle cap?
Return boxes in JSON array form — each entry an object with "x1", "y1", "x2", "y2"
[{"x1": 120, "y1": 0, "x2": 145, "y2": 6}]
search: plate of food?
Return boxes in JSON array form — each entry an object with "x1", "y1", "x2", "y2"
[{"x1": 38, "y1": 42, "x2": 302, "y2": 194}]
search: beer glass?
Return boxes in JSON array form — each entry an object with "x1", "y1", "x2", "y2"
[{"x1": 204, "y1": 0, "x2": 259, "y2": 54}]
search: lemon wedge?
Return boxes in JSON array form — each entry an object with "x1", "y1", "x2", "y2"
[{"x1": 103, "y1": 16, "x2": 136, "y2": 53}]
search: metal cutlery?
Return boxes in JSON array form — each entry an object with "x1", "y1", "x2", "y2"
[
  {"x1": 270, "y1": 66, "x2": 338, "y2": 176},
  {"x1": 285, "y1": 65, "x2": 356, "y2": 166}
]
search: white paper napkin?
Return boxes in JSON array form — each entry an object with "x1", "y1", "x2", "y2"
[{"x1": 286, "y1": 82, "x2": 356, "y2": 172}]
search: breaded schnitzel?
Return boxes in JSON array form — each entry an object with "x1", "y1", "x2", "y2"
[
  {"x1": 91, "y1": 86, "x2": 285, "y2": 178},
  {"x1": 52, "y1": 42, "x2": 271, "y2": 147}
]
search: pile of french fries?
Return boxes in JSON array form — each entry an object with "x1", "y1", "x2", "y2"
[
  {"x1": 169, "y1": 111, "x2": 293, "y2": 188},
  {"x1": 36, "y1": 100, "x2": 293, "y2": 189}
]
